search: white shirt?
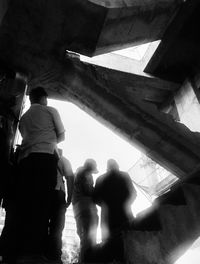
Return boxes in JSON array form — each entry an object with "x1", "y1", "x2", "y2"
[
  {"x1": 19, "y1": 103, "x2": 65, "y2": 160},
  {"x1": 55, "y1": 156, "x2": 73, "y2": 192}
]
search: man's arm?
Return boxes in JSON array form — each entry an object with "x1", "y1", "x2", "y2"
[
  {"x1": 57, "y1": 132, "x2": 65, "y2": 143},
  {"x1": 49, "y1": 107, "x2": 65, "y2": 143},
  {"x1": 125, "y1": 172, "x2": 137, "y2": 204},
  {"x1": 66, "y1": 175, "x2": 74, "y2": 207},
  {"x1": 62, "y1": 157, "x2": 74, "y2": 207}
]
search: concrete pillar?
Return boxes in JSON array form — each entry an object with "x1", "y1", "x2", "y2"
[
  {"x1": 0, "y1": 68, "x2": 26, "y2": 206},
  {"x1": 0, "y1": 69, "x2": 26, "y2": 162}
]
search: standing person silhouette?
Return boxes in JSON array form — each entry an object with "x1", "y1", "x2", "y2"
[
  {"x1": 93, "y1": 159, "x2": 137, "y2": 262},
  {"x1": 16, "y1": 87, "x2": 65, "y2": 259},
  {"x1": 45, "y1": 148, "x2": 74, "y2": 263},
  {"x1": 72, "y1": 159, "x2": 99, "y2": 263}
]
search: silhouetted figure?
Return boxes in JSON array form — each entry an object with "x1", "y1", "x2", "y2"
[
  {"x1": 0, "y1": 163, "x2": 17, "y2": 264},
  {"x1": 0, "y1": 109, "x2": 19, "y2": 263},
  {"x1": 72, "y1": 159, "x2": 99, "y2": 263},
  {"x1": 93, "y1": 159, "x2": 137, "y2": 262},
  {"x1": 0, "y1": 97, "x2": 18, "y2": 261},
  {"x1": 45, "y1": 149, "x2": 74, "y2": 263},
  {"x1": 16, "y1": 87, "x2": 65, "y2": 258}
]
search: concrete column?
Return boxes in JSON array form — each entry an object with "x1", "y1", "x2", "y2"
[{"x1": 0, "y1": 69, "x2": 26, "y2": 162}]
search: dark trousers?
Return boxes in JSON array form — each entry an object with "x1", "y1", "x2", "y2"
[
  {"x1": 45, "y1": 190, "x2": 66, "y2": 260},
  {"x1": 16, "y1": 153, "x2": 57, "y2": 256}
]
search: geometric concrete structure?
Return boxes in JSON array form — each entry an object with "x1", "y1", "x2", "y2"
[
  {"x1": 0, "y1": 0, "x2": 199, "y2": 180},
  {"x1": 1, "y1": 0, "x2": 200, "y2": 262}
]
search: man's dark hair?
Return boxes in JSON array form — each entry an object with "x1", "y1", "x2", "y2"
[
  {"x1": 29, "y1": 87, "x2": 48, "y2": 103},
  {"x1": 84, "y1": 159, "x2": 98, "y2": 174}
]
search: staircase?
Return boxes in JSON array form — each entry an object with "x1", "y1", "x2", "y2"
[{"x1": 123, "y1": 171, "x2": 200, "y2": 264}]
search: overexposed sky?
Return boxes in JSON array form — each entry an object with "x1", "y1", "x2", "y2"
[{"x1": 48, "y1": 99, "x2": 141, "y2": 176}]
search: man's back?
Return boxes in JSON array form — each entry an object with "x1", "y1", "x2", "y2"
[
  {"x1": 94, "y1": 169, "x2": 137, "y2": 234},
  {"x1": 20, "y1": 104, "x2": 63, "y2": 145},
  {"x1": 19, "y1": 104, "x2": 65, "y2": 160},
  {"x1": 96, "y1": 170, "x2": 135, "y2": 207},
  {"x1": 72, "y1": 167, "x2": 94, "y2": 206}
]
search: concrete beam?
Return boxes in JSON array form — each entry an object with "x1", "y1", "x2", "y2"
[
  {"x1": 89, "y1": 0, "x2": 183, "y2": 55},
  {"x1": 27, "y1": 57, "x2": 200, "y2": 179},
  {"x1": 145, "y1": 0, "x2": 200, "y2": 83}
]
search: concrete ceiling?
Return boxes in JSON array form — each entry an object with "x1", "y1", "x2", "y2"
[
  {"x1": 0, "y1": 0, "x2": 182, "y2": 59},
  {"x1": 0, "y1": 0, "x2": 183, "y2": 108},
  {"x1": 1, "y1": 0, "x2": 200, "y2": 179},
  {"x1": 145, "y1": 0, "x2": 200, "y2": 83}
]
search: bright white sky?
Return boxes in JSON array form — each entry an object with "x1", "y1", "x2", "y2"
[{"x1": 48, "y1": 98, "x2": 141, "y2": 176}]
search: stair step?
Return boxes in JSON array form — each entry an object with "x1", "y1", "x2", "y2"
[
  {"x1": 182, "y1": 183, "x2": 200, "y2": 231},
  {"x1": 185, "y1": 172, "x2": 200, "y2": 186},
  {"x1": 134, "y1": 207, "x2": 161, "y2": 231},
  {"x1": 123, "y1": 230, "x2": 164, "y2": 264},
  {"x1": 159, "y1": 205, "x2": 183, "y2": 250},
  {"x1": 123, "y1": 180, "x2": 200, "y2": 264}
]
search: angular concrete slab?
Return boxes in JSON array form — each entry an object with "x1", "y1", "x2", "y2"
[
  {"x1": 145, "y1": 0, "x2": 200, "y2": 83},
  {"x1": 0, "y1": 0, "x2": 182, "y2": 59},
  {"x1": 89, "y1": 0, "x2": 183, "y2": 55}
]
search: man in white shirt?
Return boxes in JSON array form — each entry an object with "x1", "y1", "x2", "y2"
[
  {"x1": 19, "y1": 87, "x2": 65, "y2": 162},
  {"x1": 16, "y1": 87, "x2": 65, "y2": 258}
]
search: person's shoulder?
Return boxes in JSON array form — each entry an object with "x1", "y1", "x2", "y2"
[
  {"x1": 60, "y1": 156, "x2": 72, "y2": 166},
  {"x1": 116, "y1": 170, "x2": 130, "y2": 180},
  {"x1": 76, "y1": 166, "x2": 86, "y2": 178},
  {"x1": 46, "y1": 105, "x2": 58, "y2": 113},
  {"x1": 118, "y1": 170, "x2": 129, "y2": 176},
  {"x1": 96, "y1": 173, "x2": 106, "y2": 185},
  {"x1": 61, "y1": 155, "x2": 70, "y2": 162},
  {"x1": 46, "y1": 106, "x2": 62, "y2": 120},
  {"x1": 27, "y1": 104, "x2": 46, "y2": 113},
  {"x1": 76, "y1": 166, "x2": 83, "y2": 175}
]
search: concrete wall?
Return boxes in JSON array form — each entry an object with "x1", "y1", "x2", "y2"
[{"x1": 175, "y1": 79, "x2": 200, "y2": 132}]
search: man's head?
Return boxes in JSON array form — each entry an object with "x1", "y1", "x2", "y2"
[
  {"x1": 84, "y1": 159, "x2": 98, "y2": 174},
  {"x1": 107, "y1": 159, "x2": 119, "y2": 172},
  {"x1": 29, "y1": 87, "x2": 48, "y2": 105}
]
